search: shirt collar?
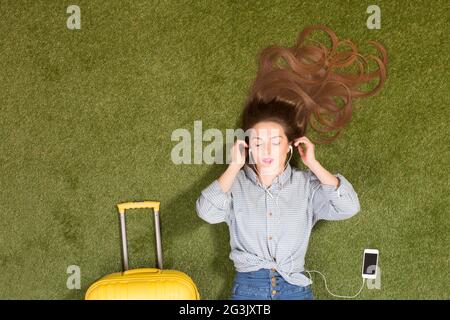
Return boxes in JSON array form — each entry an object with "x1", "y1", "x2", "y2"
[{"x1": 243, "y1": 162, "x2": 292, "y2": 189}]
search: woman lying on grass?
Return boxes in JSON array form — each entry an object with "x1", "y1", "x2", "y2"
[{"x1": 196, "y1": 24, "x2": 387, "y2": 300}]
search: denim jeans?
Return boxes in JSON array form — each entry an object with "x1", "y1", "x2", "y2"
[{"x1": 230, "y1": 268, "x2": 314, "y2": 300}]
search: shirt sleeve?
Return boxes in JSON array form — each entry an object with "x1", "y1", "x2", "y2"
[
  {"x1": 307, "y1": 169, "x2": 361, "y2": 223},
  {"x1": 195, "y1": 179, "x2": 233, "y2": 224}
]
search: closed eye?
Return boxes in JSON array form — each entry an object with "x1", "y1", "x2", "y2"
[{"x1": 256, "y1": 142, "x2": 280, "y2": 147}]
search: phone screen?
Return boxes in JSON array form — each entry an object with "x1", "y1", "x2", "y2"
[{"x1": 363, "y1": 252, "x2": 378, "y2": 275}]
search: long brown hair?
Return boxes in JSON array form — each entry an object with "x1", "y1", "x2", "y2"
[{"x1": 241, "y1": 24, "x2": 388, "y2": 145}]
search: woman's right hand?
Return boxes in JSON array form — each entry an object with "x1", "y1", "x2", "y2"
[{"x1": 230, "y1": 139, "x2": 248, "y2": 169}]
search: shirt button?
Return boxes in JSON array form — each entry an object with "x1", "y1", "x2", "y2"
[
  {"x1": 268, "y1": 212, "x2": 272, "y2": 217},
  {"x1": 268, "y1": 236, "x2": 272, "y2": 240},
  {"x1": 272, "y1": 290, "x2": 277, "y2": 295}
]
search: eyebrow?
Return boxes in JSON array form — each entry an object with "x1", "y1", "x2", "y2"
[{"x1": 252, "y1": 135, "x2": 283, "y2": 140}]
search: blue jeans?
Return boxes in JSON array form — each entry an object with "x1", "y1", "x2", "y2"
[{"x1": 230, "y1": 268, "x2": 314, "y2": 300}]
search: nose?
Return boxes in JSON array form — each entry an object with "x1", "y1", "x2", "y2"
[{"x1": 264, "y1": 142, "x2": 271, "y2": 156}]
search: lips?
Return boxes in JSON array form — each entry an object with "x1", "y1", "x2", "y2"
[{"x1": 262, "y1": 157, "x2": 274, "y2": 164}]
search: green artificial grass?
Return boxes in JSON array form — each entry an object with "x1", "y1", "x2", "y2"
[{"x1": 0, "y1": 0, "x2": 448, "y2": 299}]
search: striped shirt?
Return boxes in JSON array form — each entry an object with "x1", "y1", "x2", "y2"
[{"x1": 195, "y1": 163, "x2": 361, "y2": 286}]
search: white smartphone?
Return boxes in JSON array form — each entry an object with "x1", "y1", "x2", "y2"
[{"x1": 362, "y1": 249, "x2": 379, "y2": 279}]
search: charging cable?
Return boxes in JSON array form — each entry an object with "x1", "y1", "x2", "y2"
[
  {"x1": 286, "y1": 247, "x2": 365, "y2": 299},
  {"x1": 304, "y1": 269, "x2": 366, "y2": 299}
]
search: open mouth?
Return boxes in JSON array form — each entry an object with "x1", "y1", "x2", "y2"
[{"x1": 262, "y1": 157, "x2": 274, "y2": 164}]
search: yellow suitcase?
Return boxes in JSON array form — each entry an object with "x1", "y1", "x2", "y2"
[{"x1": 85, "y1": 201, "x2": 201, "y2": 300}]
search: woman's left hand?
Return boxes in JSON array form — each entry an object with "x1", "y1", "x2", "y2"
[{"x1": 293, "y1": 136, "x2": 317, "y2": 167}]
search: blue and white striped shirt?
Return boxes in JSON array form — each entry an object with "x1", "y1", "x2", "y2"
[{"x1": 195, "y1": 163, "x2": 360, "y2": 286}]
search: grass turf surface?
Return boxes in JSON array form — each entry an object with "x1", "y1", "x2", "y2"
[{"x1": 0, "y1": 0, "x2": 448, "y2": 299}]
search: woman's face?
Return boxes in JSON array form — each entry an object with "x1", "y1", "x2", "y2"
[{"x1": 248, "y1": 121, "x2": 291, "y2": 176}]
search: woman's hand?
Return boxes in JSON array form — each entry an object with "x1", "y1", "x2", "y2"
[
  {"x1": 230, "y1": 139, "x2": 248, "y2": 170},
  {"x1": 293, "y1": 136, "x2": 317, "y2": 168}
]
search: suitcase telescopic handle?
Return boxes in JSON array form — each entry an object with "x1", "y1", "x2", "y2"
[
  {"x1": 117, "y1": 201, "x2": 160, "y2": 214},
  {"x1": 116, "y1": 201, "x2": 163, "y2": 272}
]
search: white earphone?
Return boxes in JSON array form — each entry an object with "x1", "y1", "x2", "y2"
[
  {"x1": 248, "y1": 144, "x2": 293, "y2": 209},
  {"x1": 248, "y1": 144, "x2": 293, "y2": 182}
]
